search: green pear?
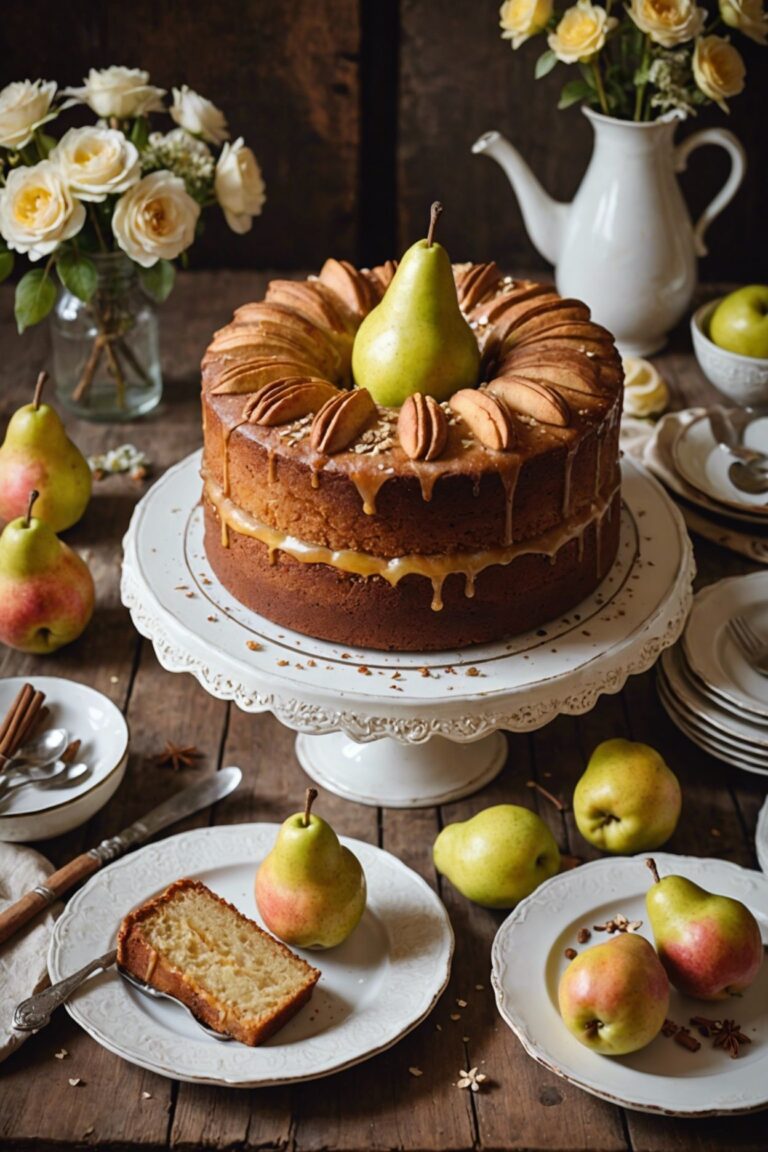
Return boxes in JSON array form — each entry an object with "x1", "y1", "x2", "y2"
[
  {"x1": 351, "y1": 202, "x2": 480, "y2": 406},
  {"x1": 0, "y1": 491, "x2": 95, "y2": 654},
  {"x1": 573, "y1": 738, "x2": 681, "y2": 854},
  {"x1": 0, "y1": 372, "x2": 91, "y2": 532},
  {"x1": 255, "y1": 789, "x2": 366, "y2": 949},
  {"x1": 433, "y1": 804, "x2": 560, "y2": 908},
  {"x1": 645, "y1": 858, "x2": 764, "y2": 1000},
  {"x1": 558, "y1": 933, "x2": 669, "y2": 1056}
]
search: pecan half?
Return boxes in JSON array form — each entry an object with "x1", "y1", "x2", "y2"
[
  {"x1": 487, "y1": 377, "x2": 571, "y2": 427},
  {"x1": 397, "y1": 393, "x2": 449, "y2": 461},
  {"x1": 311, "y1": 387, "x2": 377, "y2": 454},
  {"x1": 211, "y1": 359, "x2": 318, "y2": 395},
  {"x1": 448, "y1": 389, "x2": 515, "y2": 451},
  {"x1": 243, "y1": 378, "x2": 340, "y2": 425}
]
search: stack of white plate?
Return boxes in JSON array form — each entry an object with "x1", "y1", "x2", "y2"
[
  {"x1": 642, "y1": 409, "x2": 768, "y2": 564},
  {"x1": 657, "y1": 572, "x2": 768, "y2": 775}
]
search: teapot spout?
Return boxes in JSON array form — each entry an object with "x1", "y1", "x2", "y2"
[{"x1": 472, "y1": 131, "x2": 568, "y2": 266}]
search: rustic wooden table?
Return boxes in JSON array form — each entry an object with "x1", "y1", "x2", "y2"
[{"x1": 0, "y1": 273, "x2": 765, "y2": 1152}]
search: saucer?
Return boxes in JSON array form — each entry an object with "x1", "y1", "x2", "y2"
[{"x1": 673, "y1": 413, "x2": 768, "y2": 515}]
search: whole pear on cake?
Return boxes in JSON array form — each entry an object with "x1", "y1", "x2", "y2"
[
  {"x1": 0, "y1": 490, "x2": 95, "y2": 653},
  {"x1": 645, "y1": 858, "x2": 763, "y2": 1000},
  {"x1": 0, "y1": 372, "x2": 91, "y2": 531},
  {"x1": 255, "y1": 789, "x2": 367, "y2": 949},
  {"x1": 352, "y1": 202, "x2": 480, "y2": 406}
]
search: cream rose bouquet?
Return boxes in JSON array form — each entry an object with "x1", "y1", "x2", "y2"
[
  {"x1": 0, "y1": 67, "x2": 265, "y2": 403},
  {"x1": 499, "y1": 0, "x2": 765, "y2": 118}
]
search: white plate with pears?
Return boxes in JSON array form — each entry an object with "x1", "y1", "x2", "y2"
[
  {"x1": 48, "y1": 822, "x2": 453, "y2": 1086},
  {"x1": 491, "y1": 853, "x2": 768, "y2": 1115}
]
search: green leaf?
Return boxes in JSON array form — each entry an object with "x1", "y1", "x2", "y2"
[
  {"x1": 139, "y1": 259, "x2": 175, "y2": 303},
  {"x1": 558, "y1": 79, "x2": 594, "y2": 109},
  {"x1": 36, "y1": 132, "x2": 57, "y2": 158},
  {"x1": 15, "y1": 269, "x2": 56, "y2": 334},
  {"x1": 57, "y1": 249, "x2": 98, "y2": 303},
  {"x1": 130, "y1": 116, "x2": 150, "y2": 151},
  {"x1": 535, "y1": 50, "x2": 558, "y2": 79},
  {"x1": 0, "y1": 249, "x2": 14, "y2": 284}
]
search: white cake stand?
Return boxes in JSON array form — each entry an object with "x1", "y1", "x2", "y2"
[{"x1": 121, "y1": 452, "x2": 694, "y2": 808}]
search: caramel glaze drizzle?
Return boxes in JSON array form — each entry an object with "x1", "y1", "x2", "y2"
[
  {"x1": 204, "y1": 473, "x2": 619, "y2": 613},
  {"x1": 220, "y1": 418, "x2": 247, "y2": 548}
]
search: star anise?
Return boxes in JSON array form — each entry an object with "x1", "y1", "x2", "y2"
[
  {"x1": 153, "y1": 742, "x2": 203, "y2": 771},
  {"x1": 457, "y1": 1067, "x2": 487, "y2": 1092},
  {"x1": 690, "y1": 1017, "x2": 752, "y2": 1059}
]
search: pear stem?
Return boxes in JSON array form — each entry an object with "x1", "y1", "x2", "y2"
[
  {"x1": 303, "y1": 787, "x2": 318, "y2": 827},
  {"x1": 646, "y1": 858, "x2": 661, "y2": 885},
  {"x1": 25, "y1": 490, "x2": 39, "y2": 527},
  {"x1": 32, "y1": 371, "x2": 47, "y2": 410},
  {"x1": 426, "y1": 201, "x2": 443, "y2": 248}
]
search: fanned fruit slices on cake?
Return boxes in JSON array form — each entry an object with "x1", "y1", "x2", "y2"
[{"x1": 201, "y1": 207, "x2": 624, "y2": 652}]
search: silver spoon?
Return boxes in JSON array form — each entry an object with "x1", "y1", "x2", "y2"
[
  {"x1": 4, "y1": 727, "x2": 69, "y2": 772},
  {"x1": 728, "y1": 460, "x2": 768, "y2": 496},
  {"x1": 0, "y1": 756, "x2": 74, "y2": 800}
]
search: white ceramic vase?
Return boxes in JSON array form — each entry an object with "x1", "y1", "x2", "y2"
[{"x1": 473, "y1": 108, "x2": 746, "y2": 356}]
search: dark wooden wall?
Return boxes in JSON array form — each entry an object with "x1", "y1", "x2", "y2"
[{"x1": 2, "y1": 0, "x2": 766, "y2": 280}]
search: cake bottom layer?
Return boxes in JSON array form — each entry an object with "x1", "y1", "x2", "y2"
[{"x1": 202, "y1": 493, "x2": 622, "y2": 652}]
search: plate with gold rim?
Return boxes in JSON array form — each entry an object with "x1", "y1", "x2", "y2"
[
  {"x1": 492, "y1": 854, "x2": 768, "y2": 1115},
  {"x1": 48, "y1": 823, "x2": 453, "y2": 1086}
]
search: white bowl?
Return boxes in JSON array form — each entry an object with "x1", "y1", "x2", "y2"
[
  {"x1": 0, "y1": 677, "x2": 129, "y2": 842},
  {"x1": 691, "y1": 298, "x2": 768, "y2": 408}
]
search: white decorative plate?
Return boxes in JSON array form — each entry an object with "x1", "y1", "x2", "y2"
[
  {"x1": 48, "y1": 824, "x2": 453, "y2": 1087},
  {"x1": 757, "y1": 798, "x2": 768, "y2": 874},
  {"x1": 673, "y1": 413, "x2": 768, "y2": 515},
  {"x1": 683, "y1": 574, "x2": 768, "y2": 721},
  {"x1": 492, "y1": 854, "x2": 768, "y2": 1116},
  {"x1": 656, "y1": 673, "x2": 768, "y2": 776},
  {"x1": 644, "y1": 409, "x2": 768, "y2": 528},
  {"x1": 0, "y1": 677, "x2": 129, "y2": 842},
  {"x1": 660, "y1": 648, "x2": 768, "y2": 747}
]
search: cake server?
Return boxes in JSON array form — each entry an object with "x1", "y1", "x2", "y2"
[{"x1": 0, "y1": 765, "x2": 242, "y2": 947}]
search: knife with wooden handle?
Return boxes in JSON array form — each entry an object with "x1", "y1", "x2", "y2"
[{"x1": 0, "y1": 766, "x2": 242, "y2": 947}]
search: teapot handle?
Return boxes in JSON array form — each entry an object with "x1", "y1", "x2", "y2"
[{"x1": 674, "y1": 129, "x2": 746, "y2": 259}]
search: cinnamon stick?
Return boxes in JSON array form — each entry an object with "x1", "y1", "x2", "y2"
[
  {"x1": 0, "y1": 684, "x2": 36, "y2": 763},
  {"x1": 0, "y1": 684, "x2": 33, "y2": 752},
  {"x1": 14, "y1": 691, "x2": 46, "y2": 750}
]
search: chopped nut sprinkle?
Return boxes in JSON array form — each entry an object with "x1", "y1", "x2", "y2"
[{"x1": 408, "y1": 1067, "x2": 423, "y2": 1078}]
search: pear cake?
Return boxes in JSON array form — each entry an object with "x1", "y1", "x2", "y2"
[
  {"x1": 201, "y1": 259, "x2": 624, "y2": 651},
  {"x1": 117, "y1": 878, "x2": 320, "y2": 1046}
]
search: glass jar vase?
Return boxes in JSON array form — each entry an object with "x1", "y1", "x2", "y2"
[{"x1": 50, "y1": 252, "x2": 163, "y2": 421}]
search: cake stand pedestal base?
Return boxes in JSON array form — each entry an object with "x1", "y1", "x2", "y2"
[{"x1": 295, "y1": 731, "x2": 507, "y2": 808}]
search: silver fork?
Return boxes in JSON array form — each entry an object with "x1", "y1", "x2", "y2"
[{"x1": 727, "y1": 615, "x2": 768, "y2": 676}]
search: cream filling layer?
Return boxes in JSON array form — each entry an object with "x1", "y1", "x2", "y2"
[{"x1": 204, "y1": 475, "x2": 619, "y2": 612}]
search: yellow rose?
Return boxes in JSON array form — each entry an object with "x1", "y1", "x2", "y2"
[
  {"x1": 500, "y1": 0, "x2": 554, "y2": 48},
  {"x1": 0, "y1": 80, "x2": 57, "y2": 150},
  {"x1": 51, "y1": 127, "x2": 140, "y2": 202},
  {"x1": 215, "y1": 138, "x2": 266, "y2": 234},
  {"x1": 719, "y1": 0, "x2": 767, "y2": 44},
  {"x1": 170, "y1": 86, "x2": 229, "y2": 146},
  {"x1": 112, "y1": 171, "x2": 200, "y2": 267},
  {"x1": 63, "y1": 66, "x2": 165, "y2": 119},
  {"x1": 628, "y1": 0, "x2": 706, "y2": 46},
  {"x1": 547, "y1": 1, "x2": 617, "y2": 64},
  {"x1": 0, "y1": 161, "x2": 85, "y2": 260},
  {"x1": 693, "y1": 35, "x2": 746, "y2": 112}
]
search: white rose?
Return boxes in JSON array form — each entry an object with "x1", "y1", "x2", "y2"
[
  {"x1": 693, "y1": 35, "x2": 746, "y2": 111},
  {"x1": 111, "y1": 170, "x2": 200, "y2": 267},
  {"x1": 0, "y1": 160, "x2": 85, "y2": 260},
  {"x1": 0, "y1": 79, "x2": 57, "y2": 150},
  {"x1": 170, "y1": 86, "x2": 229, "y2": 145},
  {"x1": 500, "y1": 0, "x2": 554, "y2": 48},
  {"x1": 50, "y1": 126, "x2": 140, "y2": 202},
  {"x1": 719, "y1": 0, "x2": 767, "y2": 44},
  {"x1": 548, "y1": 0, "x2": 617, "y2": 63},
  {"x1": 215, "y1": 138, "x2": 266, "y2": 234},
  {"x1": 63, "y1": 66, "x2": 165, "y2": 119},
  {"x1": 628, "y1": 0, "x2": 706, "y2": 46}
]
